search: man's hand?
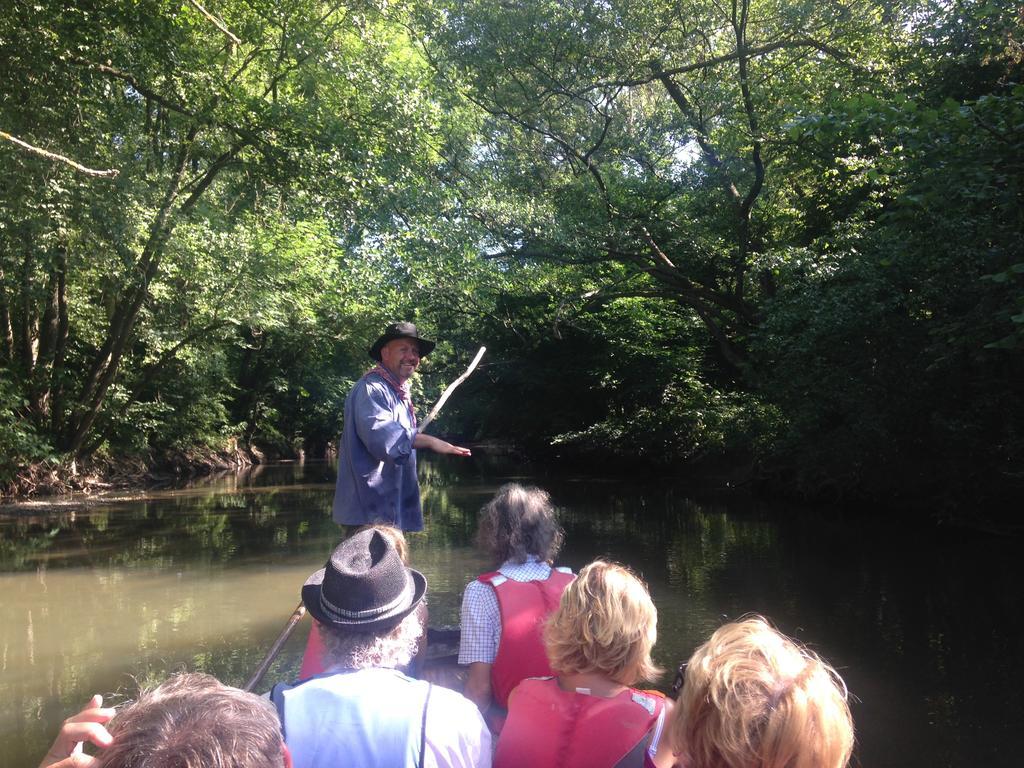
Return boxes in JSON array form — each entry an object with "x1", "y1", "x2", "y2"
[
  {"x1": 414, "y1": 433, "x2": 472, "y2": 457},
  {"x1": 38, "y1": 694, "x2": 115, "y2": 768},
  {"x1": 438, "y1": 440, "x2": 472, "y2": 457}
]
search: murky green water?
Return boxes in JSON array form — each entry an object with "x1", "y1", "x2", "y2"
[{"x1": 2, "y1": 458, "x2": 1021, "y2": 767}]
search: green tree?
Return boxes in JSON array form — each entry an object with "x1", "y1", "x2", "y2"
[
  {"x1": 753, "y1": 3, "x2": 1024, "y2": 501},
  {"x1": 0, "y1": 0, "x2": 455, "y2": 474},
  {"x1": 421, "y1": 0, "x2": 888, "y2": 368},
  {"x1": 417, "y1": 0, "x2": 1024, "y2": 503}
]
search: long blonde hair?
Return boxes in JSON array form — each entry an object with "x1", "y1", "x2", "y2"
[{"x1": 670, "y1": 616, "x2": 854, "y2": 768}]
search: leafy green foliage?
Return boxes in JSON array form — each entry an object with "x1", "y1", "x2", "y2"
[
  {"x1": 752, "y1": 13, "x2": 1024, "y2": 502},
  {"x1": 1, "y1": 0, "x2": 1022, "y2": 509},
  {"x1": 415, "y1": 0, "x2": 1024, "y2": 504},
  {"x1": 0, "y1": 0, "x2": 462, "y2": 469},
  {"x1": 0, "y1": 373, "x2": 53, "y2": 484}
]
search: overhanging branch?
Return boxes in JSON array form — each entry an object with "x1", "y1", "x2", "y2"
[
  {"x1": 70, "y1": 57, "x2": 195, "y2": 117},
  {"x1": 187, "y1": 0, "x2": 242, "y2": 46},
  {"x1": 0, "y1": 129, "x2": 119, "y2": 178},
  {"x1": 611, "y1": 38, "x2": 848, "y2": 87}
]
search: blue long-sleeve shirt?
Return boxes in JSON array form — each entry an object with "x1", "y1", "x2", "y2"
[{"x1": 332, "y1": 371, "x2": 423, "y2": 531}]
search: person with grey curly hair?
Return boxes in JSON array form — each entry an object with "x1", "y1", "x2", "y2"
[
  {"x1": 458, "y1": 483, "x2": 574, "y2": 732},
  {"x1": 271, "y1": 529, "x2": 490, "y2": 768}
]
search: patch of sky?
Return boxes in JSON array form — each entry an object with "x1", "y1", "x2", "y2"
[
  {"x1": 670, "y1": 138, "x2": 701, "y2": 171},
  {"x1": 902, "y1": 0, "x2": 956, "y2": 38},
  {"x1": 470, "y1": 139, "x2": 499, "y2": 164}
]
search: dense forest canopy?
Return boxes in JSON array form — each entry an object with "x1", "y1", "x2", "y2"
[{"x1": 1, "y1": 0, "x2": 1021, "y2": 511}]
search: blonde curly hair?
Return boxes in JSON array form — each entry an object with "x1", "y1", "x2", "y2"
[
  {"x1": 670, "y1": 616, "x2": 854, "y2": 768},
  {"x1": 544, "y1": 560, "x2": 662, "y2": 685}
]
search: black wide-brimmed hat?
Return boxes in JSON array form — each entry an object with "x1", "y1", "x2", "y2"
[
  {"x1": 302, "y1": 529, "x2": 427, "y2": 632},
  {"x1": 369, "y1": 321, "x2": 436, "y2": 361}
]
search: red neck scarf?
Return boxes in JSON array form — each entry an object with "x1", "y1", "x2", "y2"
[{"x1": 371, "y1": 365, "x2": 417, "y2": 427}]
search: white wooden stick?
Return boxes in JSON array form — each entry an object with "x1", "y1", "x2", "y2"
[{"x1": 419, "y1": 346, "x2": 486, "y2": 432}]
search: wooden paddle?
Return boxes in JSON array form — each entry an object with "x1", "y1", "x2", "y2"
[{"x1": 244, "y1": 603, "x2": 307, "y2": 692}]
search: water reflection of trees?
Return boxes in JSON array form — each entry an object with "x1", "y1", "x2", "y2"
[
  {"x1": 0, "y1": 492, "x2": 340, "y2": 573},
  {"x1": 549, "y1": 482, "x2": 1024, "y2": 768},
  {"x1": 0, "y1": 461, "x2": 471, "y2": 767},
  {"x1": 0, "y1": 460, "x2": 485, "y2": 573}
]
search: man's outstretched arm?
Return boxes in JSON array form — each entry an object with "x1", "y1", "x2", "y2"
[{"x1": 414, "y1": 433, "x2": 472, "y2": 456}]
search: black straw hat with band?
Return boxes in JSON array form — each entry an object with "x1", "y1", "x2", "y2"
[
  {"x1": 302, "y1": 529, "x2": 427, "y2": 633},
  {"x1": 369, "y1": 321, "x2": 436, "y2": 362}
]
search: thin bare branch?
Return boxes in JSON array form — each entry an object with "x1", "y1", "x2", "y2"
[
  {"x1": 419, "y1": 347, "x2": 487, "y2": 432},
  {"x1": 658, "y1": 36, "x2": 848, "y2": 77},
  {"x1": 0, "y1": 130, "x2": 118, "y2": 178},
  {"x1": 187, "y1": 0, "x2": 242, "y2": 46},
  {"x1": 650, "y1": 64, "x2": 742, "y2": 203},
  {"x1": 578, "y1": 37, "x2": 851, "y2": 91},
  {"x1": 639, "y1": 226, "x2": 677, "y2": 270}
]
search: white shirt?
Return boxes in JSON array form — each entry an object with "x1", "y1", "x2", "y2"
[{"x1": 277, "y1": 667, "x2": 491, "y2": 768}]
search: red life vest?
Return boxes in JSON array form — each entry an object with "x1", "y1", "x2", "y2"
[
  {"x1": 478, "y1": 568, "x2": 575, "y2": 709},
  {"x1": 494, "y1": 677, "x2": 666, "y2": 768},
  {"x1": 298, "y1": 623, "x2": 327, "y2": 680}
]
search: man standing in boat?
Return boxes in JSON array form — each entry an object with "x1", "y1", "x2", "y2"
[{"x1": 333, "y1": 321, "x2": 471, "y2": 532}]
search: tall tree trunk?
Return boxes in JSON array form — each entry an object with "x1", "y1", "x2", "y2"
[
  {"x1": 732, "y1": 0, "x2": 765, "y2": 303},
  {"x1": 50, "y1": 247, "x2": 69, "y2": 436},
  {"x1": 63, "y1": 134, "x2": 196, "y2": 455},
  {"x1": 31, "y1": 243, "x2": 65, "y2": 422},
  {"x1": 16, "y1": 248, "x2": 36, "y2": 379},
  {"x1": 0, "y1": 268, "x2": 13, "y2": 362},
  {"x1": 64, "y1": 134, "x2": 241, "y2": 457}
]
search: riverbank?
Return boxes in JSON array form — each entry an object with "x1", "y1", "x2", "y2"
[
  {"x1": 0, "y1": 434, "x2": 481, "y2": 503},
  {"x1": 4, "y1": 435, "x2": 1021, "y2": 532},
  {"x1": 0, "y1": 442, "x2": 258, "y2": 501}
]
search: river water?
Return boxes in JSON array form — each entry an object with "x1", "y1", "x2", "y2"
[{"x1": 1, "y1": 458, "x2": 1021, "y2": 767}]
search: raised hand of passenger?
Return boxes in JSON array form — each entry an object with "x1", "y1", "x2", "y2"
[{"x1": 38, "y1": 694, "x2": 115, "y2": 768}]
